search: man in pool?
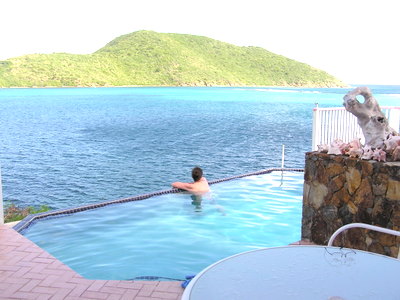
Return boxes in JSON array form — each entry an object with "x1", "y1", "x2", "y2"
[{"x1": 172, "y1": 166, "x2": 210, "y2": 194}]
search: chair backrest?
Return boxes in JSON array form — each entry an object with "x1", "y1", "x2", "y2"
[
  {"x1": 312, "y1": 106, "x2": 400, "y2": 151},
  {"x1": 328, "y1": 223, "x2": 400, "y2": 259}
]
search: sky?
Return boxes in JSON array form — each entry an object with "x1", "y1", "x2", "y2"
[{"x1": 1, "y1": 0, "x2": 399, "y2": 85}]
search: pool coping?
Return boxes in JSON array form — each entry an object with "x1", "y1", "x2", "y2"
[{"x1": 13, "y1": 167, "x2": 304, "y2": 233}]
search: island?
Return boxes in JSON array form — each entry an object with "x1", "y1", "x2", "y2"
[{"x1": 0, "y1": 30, "x2": 346, "y2": 88}]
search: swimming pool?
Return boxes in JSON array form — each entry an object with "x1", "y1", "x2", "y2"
[{"x1": 20, "y1": 170, "x2": 304, "y2": 281}]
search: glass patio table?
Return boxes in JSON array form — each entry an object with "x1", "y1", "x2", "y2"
[{"x1": 181, "y1": 245, "x2": 400, "y2": 300}]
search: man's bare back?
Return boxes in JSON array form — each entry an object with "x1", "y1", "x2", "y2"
[
  {"x1": 171, "y1": 167, "x2": 210, "y2": 194},
  {"x1": 172, "y1": 177, "x2": 210, "y2": 193}
]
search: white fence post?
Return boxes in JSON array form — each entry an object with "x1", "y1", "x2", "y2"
[{"x1": 312, "y1": 104, "x2": 320, "y2": 151}]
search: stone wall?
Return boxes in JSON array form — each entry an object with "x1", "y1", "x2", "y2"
[{"x1": 302, "y1": 151, "x2": 400, "y2": 257}]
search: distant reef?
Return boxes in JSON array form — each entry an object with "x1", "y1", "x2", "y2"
[{"x1": 0, "y1": 30, "x2": 346, "y2": 88}]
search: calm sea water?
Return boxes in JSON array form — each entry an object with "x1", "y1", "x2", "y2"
[{"x1": 1, "y1": 86, "x2": 399, "y2": 209}]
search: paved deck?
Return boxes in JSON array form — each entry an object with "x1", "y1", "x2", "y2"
[{"x1": 0, "y1": 225, "x2": 184, "y2": 300}]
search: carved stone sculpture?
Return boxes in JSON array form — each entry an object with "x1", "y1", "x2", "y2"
[{"x1": 343, "y1": 87, "x2": 397, "y2": 149}]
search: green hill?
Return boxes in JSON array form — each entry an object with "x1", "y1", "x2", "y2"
[{"x1": 0, "y1": 30, "x2": 345, "y2": 88}]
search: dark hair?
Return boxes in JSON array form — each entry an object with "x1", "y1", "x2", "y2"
[{"x1": 192, "y1": 167, "x2": 203, "y2": 182}]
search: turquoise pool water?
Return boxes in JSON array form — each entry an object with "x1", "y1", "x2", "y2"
[{"x1": 22, "y1": 171, "x2": 304, "y2": 280}]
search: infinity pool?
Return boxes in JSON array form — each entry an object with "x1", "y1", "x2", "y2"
[{"x1": 22, "y1": 171, "x2": 304, "y2": 280}]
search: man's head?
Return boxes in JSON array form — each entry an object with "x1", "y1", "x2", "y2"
[{"x1": 192, "y1": 167, "x2": 203, "y2": 182}]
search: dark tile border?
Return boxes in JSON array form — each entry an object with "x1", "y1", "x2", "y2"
[{"x1": 14, "y1": 168, "x2": 304, "y2": 233}]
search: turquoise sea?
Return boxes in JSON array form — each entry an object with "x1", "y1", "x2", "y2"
[{"x1": 1, "y1": 86, "x2": 399, "y2": 209}]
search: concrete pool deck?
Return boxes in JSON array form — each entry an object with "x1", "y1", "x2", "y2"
[{"x1": 0, "y1": 224, "x2": 183, "y2": 300}]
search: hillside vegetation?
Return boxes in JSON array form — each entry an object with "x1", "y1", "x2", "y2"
[{"x1": 0, "y1": 31, "x2": 345, "y2": 87}]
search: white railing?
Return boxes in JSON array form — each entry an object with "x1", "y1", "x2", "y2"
[
  {"x1": 328, "y1": 223, "x2": 400, "y2": 259},
  {"x1": 312, "y1": 106, "x2": 400, "y2": 151}
]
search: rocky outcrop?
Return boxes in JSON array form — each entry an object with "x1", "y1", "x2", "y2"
[{"x1": 302, "y1": 151, "x2": 400, "y2": 257}]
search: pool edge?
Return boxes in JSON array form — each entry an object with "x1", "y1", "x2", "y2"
[{"x1": 14, "y1": 167, "x2": 304, "y2": 233}]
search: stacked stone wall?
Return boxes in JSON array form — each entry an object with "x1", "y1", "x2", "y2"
[{"x1": 302, "y1": 152, "x2": 400, "y2": 257}]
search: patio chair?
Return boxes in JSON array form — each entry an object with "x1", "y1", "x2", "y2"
[{"x1": 328, "y1": 223, "x2": 400, "y2": 258}]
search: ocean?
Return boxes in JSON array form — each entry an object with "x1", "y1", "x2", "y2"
[{"x1": 1, "y1": 86, "x2": 399, "y2": 209}]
